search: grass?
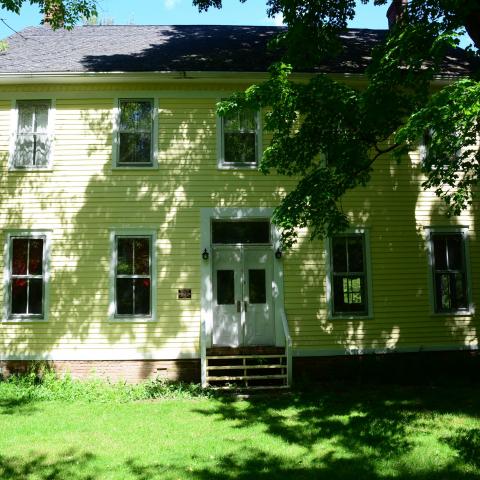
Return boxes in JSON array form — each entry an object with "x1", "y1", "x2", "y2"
[{"x1": 0, "y1": 374, "x2": 480, "y2": 479}]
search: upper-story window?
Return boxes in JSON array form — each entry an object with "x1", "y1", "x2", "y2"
[
  {"x1": 430, "y1": 231, "x2": 470, "y2": 313},
  {"x1": 116, "y1": 99, "x2": 155, "y2": 167},
  {"x1": 218, "y1": 108, "x2": 261, "y2": 168},
  {"x1": 12, "y1": 100, "x2": 52, "y2": 169}
]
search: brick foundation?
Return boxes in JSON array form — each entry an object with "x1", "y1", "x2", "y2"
[
  {"x1": 0, "y1": 359, "x2": 201, "y2": 383},
  {"x1": 293, "y1": 350, "x2": 480, "y2": 384},
  {"x1": 1, "y1": 350, "x2": 479, "y2": 385}
]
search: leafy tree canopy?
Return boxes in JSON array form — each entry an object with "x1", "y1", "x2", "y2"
[
  {"x1": 1, "y1": 0, "x2": 96, "y2": 29},
  {"x1": 196, "y1": 0, "x2": 480, "y2": 247},
  {"x1": 4, "y1": 0, "x2": 479, "y2": 246}
]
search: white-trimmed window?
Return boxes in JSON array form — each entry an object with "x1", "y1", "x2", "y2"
[
  {"x1": 218, "y1": 108, "x2": 261, "y2": 168},
  {"x1": 114, "y1": 98, "x2": 157, "y2": 167},
  {"x1": 110, "y1": 230, "x2": 156, "y2": 320},
  {"x1": 12, "y1": 100, "x2": 53, "y2": 169},
  {"x1": 4, "y1": 232, "x2": 49, "y2": 321},
  {"x1": 429, "y1": 229, "x2": 470, "y2": 314},
  {"x1": 328, "y1": 232, "x2": 372, "y2": 317}
]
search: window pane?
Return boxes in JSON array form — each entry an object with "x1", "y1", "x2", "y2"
[
  {"x1": 447, "y1": 235, "x2": 463, "y2": 270},
  {"x1": 134, "y1": 278, "x2": 150, "y2": 315},
  {"x1": 120, "y1": 100, "x2": 152, "y2": 131},
  {"x1": 14, "y1": 136, "x2": 34, "y2": 167},
  {"x1": 223, "y1": 112, "x2": 240, "y2": 131},
  {"x1": 116, "y1": 278, "x2": 134, "y2": 314},
  {"x1": 436, "y1": 273, "x2": 451, "y2": 311},
  {"x1": 249, "y1": 269, "x2": 266, "y2": 304},
  {"x1": 17, "y1": 105, "x2": 34, "y2": 133},
  {"x1": 117, "y1": 238, "x2": 133, "y2": 275},
  {"x1": 453, "y1": 273, "x2": 467, "y2": 309},
  {"x1": 34, "y1": 105, "x2": 49, "y2": 133},
  {"x1": 134, "y1": 238, "x2": 150, "y2": 275},
  {"x1": 217, "y1": 270, "x2": 235, "y2": 305},
  {"x1": 348, "y1": 236, "x2": 364, "y2": 272},
  {"x1": 433, "y1": 236, "x2": 448, "y2": 270},
  {"x1": 11, "y1": 278, "x2": 28, "y2": 314},
  {"x1": 332, "y1": 237, "x2": 347, "y2": 272},
  {"x1": 28, "y1": 239, "x2": 44, "y2": 275},
  {"x1": 212, "y1": 221, "x2": 270, "y2": 244},
  {"x1": 224, "y1": 132, "x2": 256, "y2": 164},
  {"x1": 333, "y1": 275, "x2": 365, "y2": 313},
  {"x1": 34, "y1": 135, "x2": 49, "y2": 166},
  {"x1": 240, "y1": 110, "x2": 256, "y2": 131},
  {"x1": 28, "y1": 278, "x2": 43, "y2": 314},
  {"x1": 119, "y1": 132, "x2": 152, "y2": 164},
  {"x1": 12, "y1": 239, "x2": 28, "y2": 275}
]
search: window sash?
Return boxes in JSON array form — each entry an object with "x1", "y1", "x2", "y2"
[
  {"x1": 432, "y1": 233, "x2": 468, "y2": 313},
  {"x1": 331, "y1": 234, "x2": 368, "y2": 316},
  {"x1": 9, "y1": 237, "x2": 45, "y2": 317},
  {"x1": 114, "y1": 236, "x2": 152, "y2": 317},
  {"x1": 13, "y1": 101, "x2": 51, "y2": 168},
  {"x1": 222, "y1": 109, "x2": 258, "y2": 165},
  {"x1": 117, "y1": 99, "x2": 154, "y2": 165}
]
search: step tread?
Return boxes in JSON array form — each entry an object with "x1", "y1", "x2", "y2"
[
  {"x1": 207, "y1": 355, "x2": 286, "y2": 360},
  {"x1": 208, "y1": 385, "x2": 290, "y2": 391},
  {"x1": 207, "y1": 364, "x2": 286, "y2": 370},
  {"x1": 207, "y1": 374, "x2": 287, "y2": 381}
]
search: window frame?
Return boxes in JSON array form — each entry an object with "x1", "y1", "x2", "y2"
[
  {"x1": 326, "y1": 229, "x2": 373, "y2": 319},
  {"x1": 426, "y1": 226, "x2": 473, "y2": 315},
  {"x1": 112, "y1": 97, "x2": 159, "y2": 169},
  {"x1": 217, "y1": 104, "x2": 262, "y2": 170},
  {"x1": 9, "y1": 99, "x2": 55, "y2": 171},
  {"x1": 109, "y1": 229, "x2": 157, "y2": 322},
  {"x1": 3, "y1": 230, "x2": 51, "y2": 322}
]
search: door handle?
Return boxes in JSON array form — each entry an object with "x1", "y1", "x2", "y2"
[{"x1": 237, "y1": 301, "x2": 241, "y2": 313}]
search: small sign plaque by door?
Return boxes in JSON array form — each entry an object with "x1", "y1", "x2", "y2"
[{"x1": 178, "y1": 288, "x2": 192, "y2": 300}]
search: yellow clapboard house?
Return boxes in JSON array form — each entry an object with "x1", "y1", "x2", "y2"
[{"x1": 0, "y1": 25, "x2": 477, "y2": 387}]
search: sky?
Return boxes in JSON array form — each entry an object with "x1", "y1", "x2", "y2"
[
  {"x1": 0, "y1": 0, "x2": 391, "y2": 39},
  {"x1": 0, "y1": 0, "x2": 471, "y2": 48}
]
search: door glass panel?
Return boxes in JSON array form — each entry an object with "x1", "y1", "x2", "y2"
[
  {"x1": 249, "y1": 269, "x2": 266, "y2": 304},
  {"x1": 212, "y1": 221, "x2": 270, "y2": 244},
  {"x1": 217, "y1": 270, "x2": 235, "y2": 305}
]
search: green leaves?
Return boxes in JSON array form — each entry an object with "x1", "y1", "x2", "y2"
[
  {"x1": 397, "y1": 79, "x2": 480, "y2": 215},
  {"x1": 0, "y1": 0, "x2": 98, "y2": 29}
]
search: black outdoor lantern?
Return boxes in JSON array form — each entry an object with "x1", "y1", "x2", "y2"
[
  {"x1": 202, "y1": 248, "x2": 209, "y2": 260},
  {"x1": 275, "y1": 248, "x2": 282, "y2": 259}
]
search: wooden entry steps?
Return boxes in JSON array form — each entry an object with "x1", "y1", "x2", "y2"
[{"x1": 206, "y1": 347, "x2": 289, "y2": 390}]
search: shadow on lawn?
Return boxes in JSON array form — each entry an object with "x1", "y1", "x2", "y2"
[
  {"x1": 0, "y1": 396, "x2": 39, "y2": 416},
  {"x1": 0, "y1": 450, "x2": 97, "y2": 480},
  {"x1": 182, "y1": 385, "x2": 480, "y2": 480}
]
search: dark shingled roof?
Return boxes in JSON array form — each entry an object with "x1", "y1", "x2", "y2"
[{"x1": 0, "y1": 24, "x2": 476, "y2": 76}]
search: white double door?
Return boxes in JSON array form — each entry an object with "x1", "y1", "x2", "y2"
[{"x1": 213, "y1": 245, "x2": 275, "y2": 346}]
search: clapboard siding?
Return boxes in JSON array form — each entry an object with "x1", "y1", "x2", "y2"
[{"x1": 0, "y1": 83, "x2": 478, "y2": 361}]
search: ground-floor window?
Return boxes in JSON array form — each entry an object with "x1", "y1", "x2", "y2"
[
  {"x1": 430, "y1": 231, "x2": 469, "y2": 313},
  {"x1": 110, "y1": 230, "x2": 156, "y2": 321},
  {"x1": 330, "y1": 232, "x2": 370, "y2": 316},
  {"x1": 5, "y1": 233, "x2": 48, "y2": 320}
]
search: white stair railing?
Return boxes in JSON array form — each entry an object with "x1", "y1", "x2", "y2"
[{"x1": 280, "y1": 309, "x2": 292, "y2": 386}]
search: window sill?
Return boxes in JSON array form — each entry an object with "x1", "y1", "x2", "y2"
[
  {"x1": 218, "y1": 162, "x2": 258, "y2": 171},
  {"x1": 112, "y1": 165, "x2": 158, "y2": 171},
  {"x1": 9, "y1": 167, "x2": 53, "y2": 173},
  {"x1": 4, "y1": 316, "x2": 47, "y2": 323},
  {"x1": 328, "y1": 314, "x2": 372, "y2": 321},
  {"x1": 430, "y1": 310, "x2": 474, "y2": 317},
  {"x1": 109, "y1": 316, "x2": 156, "y2": 323}
]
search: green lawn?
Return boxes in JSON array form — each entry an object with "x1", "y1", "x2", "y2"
[{"x1": 1, "y1": 382, "x2": 480, "y2": 479}]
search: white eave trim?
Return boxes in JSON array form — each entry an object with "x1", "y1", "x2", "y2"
[{"x1": 0, "y1": 70, "x2": 465, "y2": 86}]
